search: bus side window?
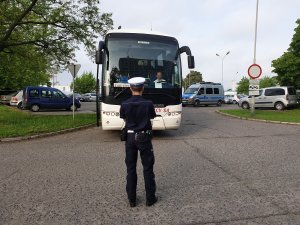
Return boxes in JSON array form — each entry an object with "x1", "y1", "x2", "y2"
[{"x1": 198, "y1": 88, "x2": 204, "y2": 95}]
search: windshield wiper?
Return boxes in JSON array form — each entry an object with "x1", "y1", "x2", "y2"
[{"x1": 114, "y1": 88, "x2": 129, "y2": 99}]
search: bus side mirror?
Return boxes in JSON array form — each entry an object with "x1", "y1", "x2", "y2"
[
  {"x1": 96, "y1": 50, "x2": 103, "y2": 65},
  {"x1": 188, "y1": 56, "x2": 195, "y2": 69}
]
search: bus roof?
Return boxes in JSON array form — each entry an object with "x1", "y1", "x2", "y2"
[{"x1": 106, "y1": 29, "x2": 176, "y2": 39}]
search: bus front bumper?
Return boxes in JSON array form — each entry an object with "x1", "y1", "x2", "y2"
[{"x1": 101, "y1": 114, "x2": 181, "y2": 130}]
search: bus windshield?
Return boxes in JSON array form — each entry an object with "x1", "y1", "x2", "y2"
[{"x1": 105, "y1": 35, "x2": 181, "y2": 93}]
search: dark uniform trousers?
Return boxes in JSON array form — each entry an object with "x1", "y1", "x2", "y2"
[{"x1": 125, "y1": 133, "x2": 156, "y2": 202}]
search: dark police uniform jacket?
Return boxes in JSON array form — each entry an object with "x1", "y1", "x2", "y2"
[{"x1": 120, "y1": 95, "x2": 156, "y2": 132}]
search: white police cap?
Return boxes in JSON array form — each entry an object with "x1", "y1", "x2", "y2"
[{"x1": 128, "y1": 77, "x2": 145, "y2": 87}]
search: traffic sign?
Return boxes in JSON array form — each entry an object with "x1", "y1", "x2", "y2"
[
  {"x1": 249, "y1": 79, "x2": 260, "y2": 95},
  {"x1": 248, "y1": 64, "x2": 262, "y2": 79},
  {"x1": 68, "y1": 63, "x2": 81, "y2": 77}
]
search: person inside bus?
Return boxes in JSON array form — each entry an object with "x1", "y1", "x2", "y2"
[
  {"x1": 154, "y1": 71, "x2": 166, "y2": 83},
  {"x1": 153, "y1": 71, "x2": 167, "y2": 88}
]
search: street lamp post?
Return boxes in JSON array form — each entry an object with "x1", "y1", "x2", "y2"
[{"x1": 216, "y1": 51, "x2": 230, "y2": 86}]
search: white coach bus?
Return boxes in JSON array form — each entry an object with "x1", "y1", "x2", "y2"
[{"x1": 96, "y1": 29, "x2": 195, "y2": 130}]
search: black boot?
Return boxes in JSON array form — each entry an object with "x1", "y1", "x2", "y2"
[
  {"x1": 129, "y1": 200, "x2": 136, "y2": 207},
  {"x1": 146, "y1": 196, "x2": 158, "y2": 207}
]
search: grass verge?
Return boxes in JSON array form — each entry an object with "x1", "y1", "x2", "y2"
[
  {"x1": 219, "y1": 108, "x2": 300, "y2": 123},
  {"x1": 0, "y1": 105, "x2": 96, "y2": 138}
]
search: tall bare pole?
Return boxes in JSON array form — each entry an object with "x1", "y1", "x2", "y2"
[
  {"x1": 251, "y1": 0, "x2": 259, "y2": 115},
  {"x1": 253, "y1": 0, "x2": 259, "y2": 64}
]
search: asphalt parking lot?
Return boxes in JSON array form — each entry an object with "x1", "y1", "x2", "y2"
[{"x1": 1, "y1": 104, "x2": 300, "y2": 225}]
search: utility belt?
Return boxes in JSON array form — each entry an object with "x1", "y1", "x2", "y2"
[{"x1": 120, "y1": 129, "x2": 153, "y2": 142}]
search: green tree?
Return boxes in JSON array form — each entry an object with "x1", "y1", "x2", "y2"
[
  {"x1": 0, "y1": 0, "x2": 113, "y2": 90},
  {"x1": 236, "y1": 77, "x2": 249, "y2": 94},
  {"x1": 259, "y1": 76, "x2": 278, "y2": 88},
  {"x1": 183, "y1": 70, "x2": 203, "y2": 89},
  {"x1": 272, "y1": 19, "x2": 300, "y2": 89},
  {"x1": 71, "y1": 72, "x2": 96, "y2": 94},
  {"x1": 0, "y1": 45, "x2": 50, "y2": 90}
]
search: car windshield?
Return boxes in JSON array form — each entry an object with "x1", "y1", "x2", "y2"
[{"x1": 184, "y1": 88, "x2": 198, "y2": 94}]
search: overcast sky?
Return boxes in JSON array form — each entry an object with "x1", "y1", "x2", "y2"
[{"x1": 57, "y1": 0, "x2": 300, "y2": 90}]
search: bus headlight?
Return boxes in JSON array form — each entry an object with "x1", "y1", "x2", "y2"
[
  {"x1": 103, "y1": 111, "x2": 120, "y2": 117},
  {"x1": 167, "y1": 111, "x2": 181, "y2": 116}
]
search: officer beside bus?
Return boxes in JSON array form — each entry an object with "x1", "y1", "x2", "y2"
[{"x1": 120, "y1": 77, "x2": 158, "y2": 207}]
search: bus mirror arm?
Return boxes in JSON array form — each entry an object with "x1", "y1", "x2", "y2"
[{"x1": 178, "y1": 46, "x2": 195, "y2": 69}]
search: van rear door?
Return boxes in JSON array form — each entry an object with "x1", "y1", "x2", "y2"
[{"x1": 287, "y1": 87, "x2": 297, "y2": 105}]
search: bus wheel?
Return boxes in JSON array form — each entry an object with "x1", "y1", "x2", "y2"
[
  {"x1": 217, "y1": 100, "x2": 222, "y2": 106},
  {"x1": 193, "y1": 100, "x2": 200, "y2": 107}
]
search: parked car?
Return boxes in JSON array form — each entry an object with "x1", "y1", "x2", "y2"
[
  {"x1": 182, "y1": 82, "x2": 224, "y2": 106},
  {"x1": 0, "y1": 90, "x2": 18, "y2": 105},
  {"x1": 224, "y1": 91, "x2": 240, "y2": 104},
  {"x1": 224, "y1": 96, "x2": 233, "y2": 104},
  {"x1": 22, "y1": 86, "x2": 81, "y2": 112},
  {"x1": 10, "y1": 90, "x2": 23, "y2": 108},
  {"x1": 238, "y1": 86, "x2": 297, "y2": 110},
  {"x1": 68, "y1": 93, "x2": 83, "y2": 101},
  {"x1": 82, "y1": 93, "x2": 97, "y2": 102}
]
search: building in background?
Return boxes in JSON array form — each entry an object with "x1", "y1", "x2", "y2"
[{"x1": 53, "y1": 85, "x2": 71, "y2": 95}]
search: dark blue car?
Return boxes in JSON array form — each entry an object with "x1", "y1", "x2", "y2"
[{"x1": 22, "y1": 86, "x2": 81, "y2": 112}]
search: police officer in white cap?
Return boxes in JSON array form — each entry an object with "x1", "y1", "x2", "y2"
[{"x1": 120, "y1": 77, "x2": 158, "y2": 207}]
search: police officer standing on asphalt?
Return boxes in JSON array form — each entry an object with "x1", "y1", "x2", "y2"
[{"x1": 120, "y1": 77, "x2": 158, "y2": 207}]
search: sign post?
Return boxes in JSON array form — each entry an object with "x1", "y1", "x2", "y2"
[
  {"x1": 68, "y1": 63, "x2": 81, "y2": 120},
  {"x1": 249, "y1": 0, "x2": 260, "y2": 115}
]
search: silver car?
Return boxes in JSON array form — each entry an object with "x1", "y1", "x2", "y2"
[
  {"x1": 82, "y1": 93, "x2": 97, "y2": 102},
  {"x1": 239, "y1": 86, "x2": 297, "y2": 110}
]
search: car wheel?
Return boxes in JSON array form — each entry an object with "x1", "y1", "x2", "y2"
[
  {"x1": 70, "y1": 105, "x2": 78, "y2": 111},
  {"x1": 233, "y1": 100, "x2": 237, "y2": 104},
  {"x1": 241, "y1": 102, "x2": 249, "y2": 109},
  {"x1": 31, "y1": 104, "x2": 40, "y2": 112},
  {"x1": 217, "y1": 100, "x2": 222, "y2": 107},
  {"x1": 193, "y1": 100, "x2": 200, "y2": 107},
  {"x1": 275, "y1": 101, "x2": 285, "y2": 110},
  {"x1": 17, "y1": 102, "x2": 22, "y2": 109}
]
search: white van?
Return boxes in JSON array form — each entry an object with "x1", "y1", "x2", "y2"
[
  {"x1": 239, "y1": 86, "x2": 297, "y2": 110},
  {"x1": 182, "y1": 82, "x2": 224, "y2": 106}
]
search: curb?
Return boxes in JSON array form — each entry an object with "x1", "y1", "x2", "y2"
[
  {"x1": 215, "y1": 110, "x2": 300, "y2": 126},
  {"x1": 0, "y1": 124, "x2": 97, "y2": 143}
]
